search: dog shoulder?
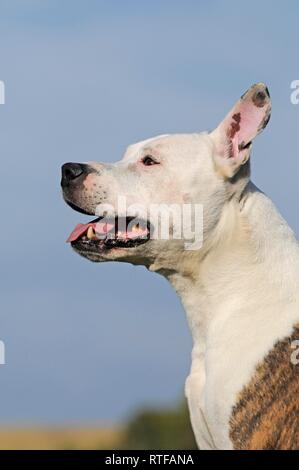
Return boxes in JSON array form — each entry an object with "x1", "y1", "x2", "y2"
[{"x1": 229, "y1": 324, "x2": 299, "y2": 449}]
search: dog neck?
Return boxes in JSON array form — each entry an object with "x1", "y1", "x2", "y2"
[{"x1": 150, "y1": 182, "x2": 299, "y2": 356}]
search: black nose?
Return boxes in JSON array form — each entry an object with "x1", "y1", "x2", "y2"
[{"x1": 61, "y1": 162, "x2": 85, "y2": 187}]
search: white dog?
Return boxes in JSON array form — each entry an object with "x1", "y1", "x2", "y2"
[{"x1": 61, "y1": 83, "x2": 299, "y2": 449}]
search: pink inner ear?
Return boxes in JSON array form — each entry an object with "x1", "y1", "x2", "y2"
[
  {"x1": 230, "y1": 104, "x2": 266, "y2": 147},
  {"x1": 238, "y1": 103, "x2": 265, "y2": 144},
  {"x1": 213, "y1": 84, "x2": 271, "y2": 173}
]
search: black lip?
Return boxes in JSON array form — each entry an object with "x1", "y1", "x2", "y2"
[
  {"x1": 64, "y1": 198, "x2": 95, "y2": 216},
  {"x1": 71, "y1": 235, "x2": 149, "y2": 251},
  {"x1": 70, "y1": 216, "x2": 152, "y2": 253}
]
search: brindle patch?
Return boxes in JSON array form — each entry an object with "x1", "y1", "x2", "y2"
[
  {"x1": 229, "y1": 324, "x2": 299, "y2": 450},
  {"x1": 228, "y1": 112, "x2": 241, "y2": 139}
]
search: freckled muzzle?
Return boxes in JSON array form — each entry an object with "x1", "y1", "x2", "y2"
[
  {"x1": 61, "y1": 162, "x2": 102, "y2": 215},
  {"x1": 61, "y1": 162, "x2": 152, "y2": 256}
]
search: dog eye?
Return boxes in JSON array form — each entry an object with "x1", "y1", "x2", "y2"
[{"x1": 142, "y1": 156, "x2": 159, "y2": 166}]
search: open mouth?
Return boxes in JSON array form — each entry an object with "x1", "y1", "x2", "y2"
[{"x1": 67, "y1": 216, "x2": 151, "y2": 250}]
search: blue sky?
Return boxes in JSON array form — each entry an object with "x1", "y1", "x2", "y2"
[{"x1": 0, "y1": 0, "x2": 299, "y2": 424}]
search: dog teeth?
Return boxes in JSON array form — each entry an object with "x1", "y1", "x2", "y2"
[
  {"x1": 87, "y1": 226, "x2": 96, "y2": 240},
  {"x1": 132, "y1": 223, "x2": 140, "y2": 232}
]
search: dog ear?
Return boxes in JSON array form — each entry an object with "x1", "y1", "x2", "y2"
[{"x1": 210, "y1": 83, "x2": 271, "y2": 178}]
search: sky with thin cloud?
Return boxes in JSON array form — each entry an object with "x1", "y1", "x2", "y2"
[{"x1": 0, "y1": 0, "x2": 299, "y2": 424}]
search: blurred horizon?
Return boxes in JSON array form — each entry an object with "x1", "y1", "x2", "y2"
[{"x1": 0, "y1": 0, "x2": 299, "y2": 430}]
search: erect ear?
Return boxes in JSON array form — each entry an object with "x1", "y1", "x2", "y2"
[{"x1": 210, "y1": 83, "x2": 271, "y2": 178}]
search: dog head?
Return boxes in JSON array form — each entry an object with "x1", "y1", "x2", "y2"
[{"x1": 61, "y1": 83, "x2": 271, "y2": 271}]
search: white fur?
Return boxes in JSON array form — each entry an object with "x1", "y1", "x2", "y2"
[{"x1": 68, "y1": 84, "x2": 299, "y2": 448}]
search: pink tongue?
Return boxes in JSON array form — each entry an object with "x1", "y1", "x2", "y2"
[
  {"x1": 66, "y1": 221, "x2": 114, "y2": 243},
  {"x1": 67, "y1": 223, "x2": 93, "y2": 243}
]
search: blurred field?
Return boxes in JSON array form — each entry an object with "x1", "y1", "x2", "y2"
[
  {"x1": 0, "y1": 401, "x2": 197, "y2": 450},
  {"x1": 0, "y1": 426, "x2": 124, "y2": 450}
]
